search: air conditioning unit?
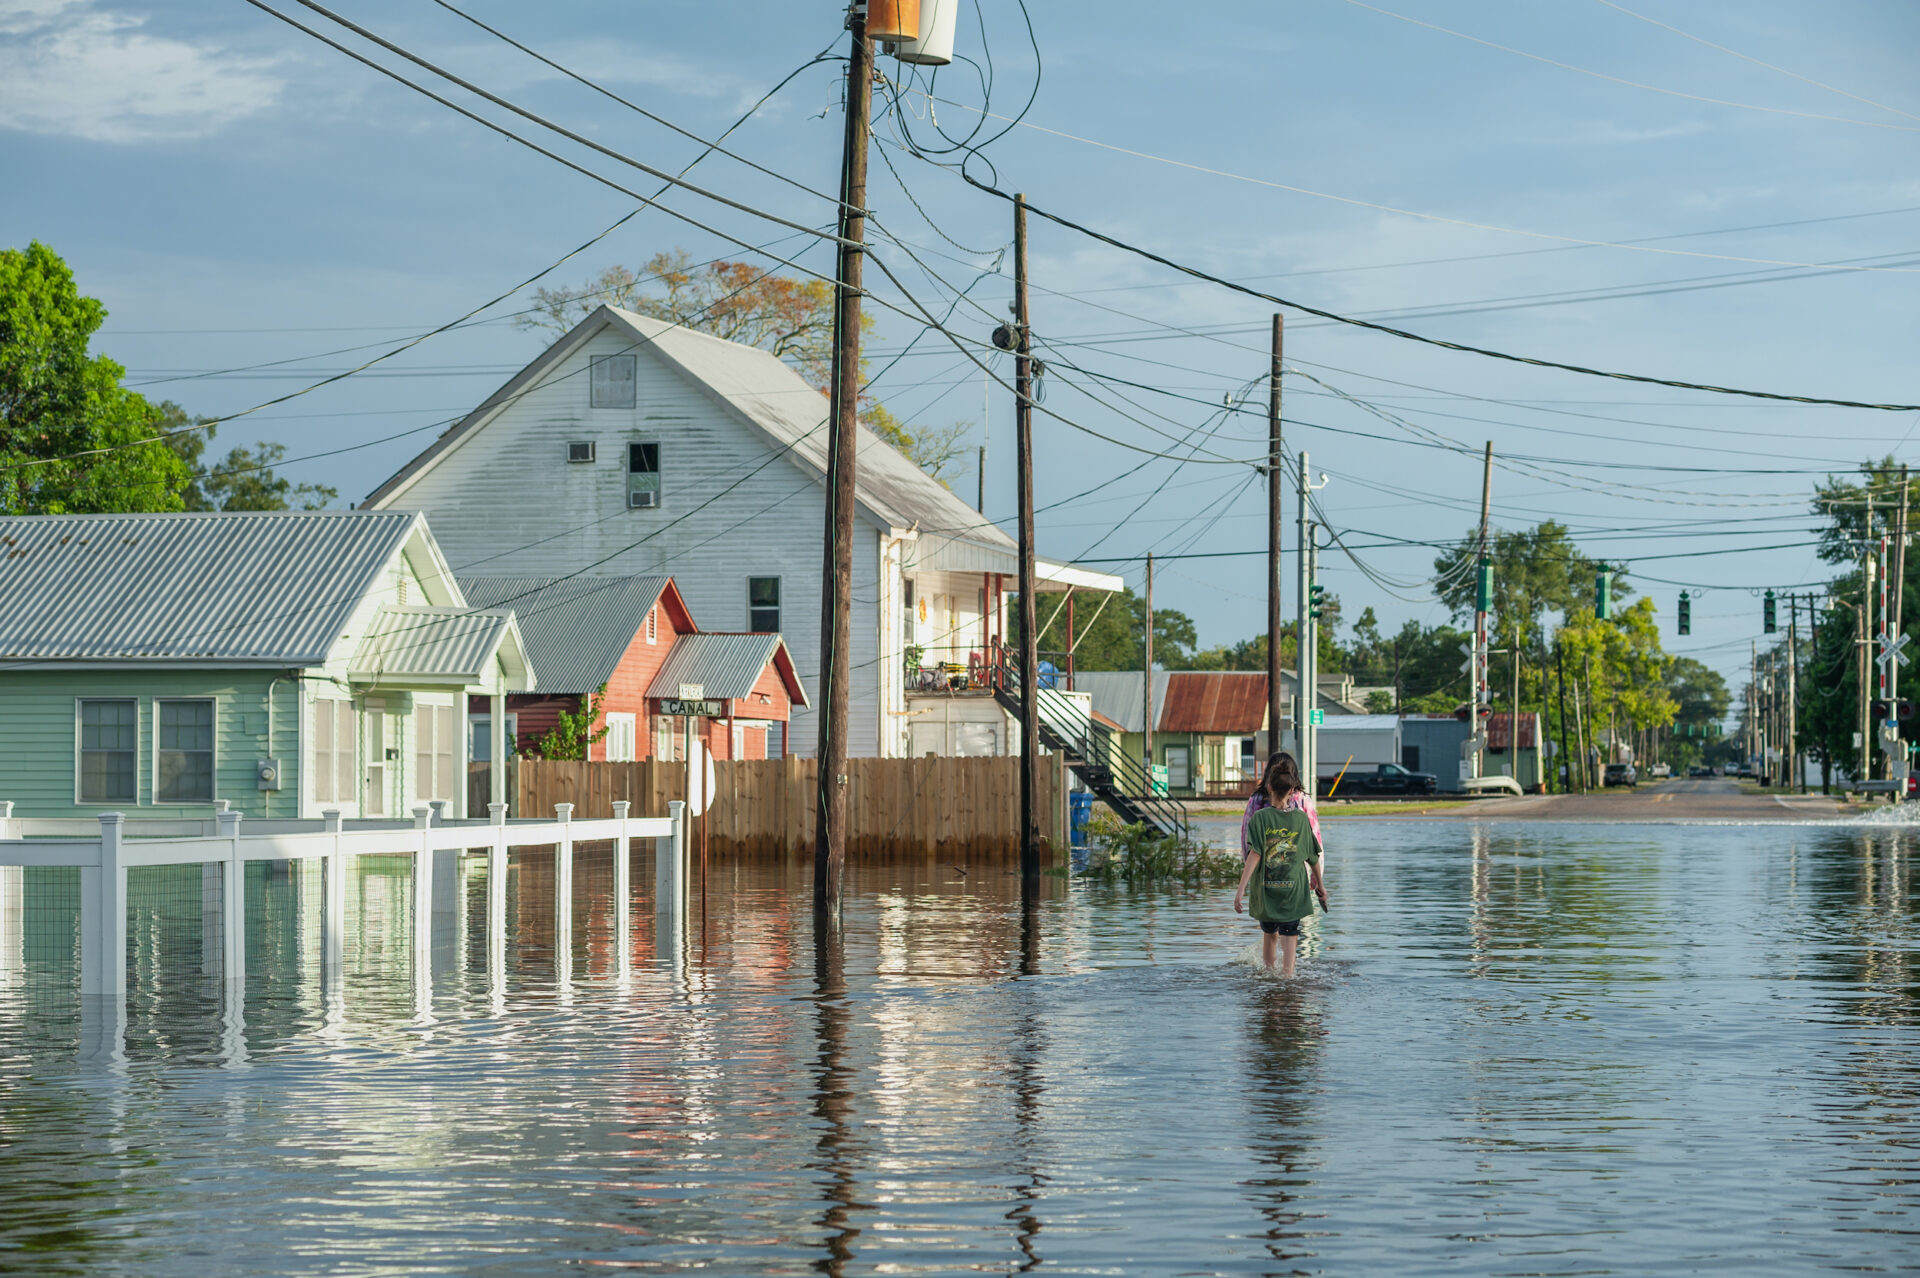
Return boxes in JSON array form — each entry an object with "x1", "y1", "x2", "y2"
[
  {"x1": 567, "y1": 441, "x2": 595, "y2": 463},
  {"x1": 629, "y1": 490, "x2": 657, "y2": 509}
]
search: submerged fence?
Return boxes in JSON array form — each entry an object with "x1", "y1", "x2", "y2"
[
  {"x1": 0, "y1": 799, "x2": 684, "y2": 999},
  {"x1": 476, "y1": 755, "x2": 1069, "y2": 859}
]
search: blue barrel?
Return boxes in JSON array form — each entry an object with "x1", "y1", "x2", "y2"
[{"x1": 1069, "y1": 791, "x2": 1094, "y2": 852}]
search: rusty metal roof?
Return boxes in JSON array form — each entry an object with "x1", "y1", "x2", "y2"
[
  {"x1": 1486, "y1": 712, "x2": 1541, "y2": 750},
  {"x1": 1159, "y1": 672, "x2": 1269, "y2": 734}
]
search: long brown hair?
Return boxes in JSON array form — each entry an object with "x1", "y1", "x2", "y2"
[{"x1": 1261, "y1": 751, "x2": 1303, "y2": 806}]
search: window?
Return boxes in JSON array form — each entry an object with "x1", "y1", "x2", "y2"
[
  {"x1": 469, "y1": 711, "x2": 518, "y2": 763},
  {"x1": 627, "y1": 442, "x2": 660, "y2": 508},
  {"x1": 155, "y1": 700, "x2": 215, "y2": 804},
  {"x1": 749, "y1": 577, "x2": 781, "y2": 632},
  {"x1": 646, "y1": 606, "x2": 657, "y2": 645},
  {"x1": 315, "y1": 699, "x2": 355, "y2": 805},
  {"x1": 606, "y1": 712, "x2": 636, "y2": 762},
  {"x1": 903, "y1": 579, "x2": 915, "y2": 643},
  {"x1": 415, "y1": 702, "x2": 456, "y2": 802},
  {"x1": 654, "y1": 715, "x2": 682, "y2": 762},
  {"x1": 591, "y1": 354, "x2": 636, "y2": 408},
  {"x1": 78, "y1": 699, "x2": 137, "y2": 803},
  {"x1": 567, "y1": 440, "x2": 596, "y2": 463}
]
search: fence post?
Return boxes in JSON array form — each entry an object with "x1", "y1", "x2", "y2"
[
  {"x1": 0, "y1": 800, "x2": 13, "y2": 839},
  {"x1": 612, "y1": 800, "x2": 631, "y2": 976},
  {"x1": 216, "y1": 810, "x2": 244, "y2": 988},
  {"x1": 658, "y1": 800, "x2": 685, "y2": 925},
  {"x1": 553, "y1": 802, "x2": 574, "y2": 978},
  {"x1": 487, "y1": 802, "x2": 507, "y2": 982},
  {"x1": 79, "y1": 813, "x2": 128, "y2": 998},
  {"x1": 0, "y1": 803, "x2": 17, "y2": 992},
  {"x1": 321, "y1": 809, "x2": 344, "y2": 985},
  {"x1": 412, "y1": 805, "x2": 433, "y2": 972}
]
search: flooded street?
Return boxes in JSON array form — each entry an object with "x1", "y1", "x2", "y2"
[{"x1": 2, "y1": 820, "x2": 1917, "y2": 1275}]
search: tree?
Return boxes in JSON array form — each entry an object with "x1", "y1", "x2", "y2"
[
  {"x1": 1341, "y1": 613, "x2": 1472, "y2": 710},
  {"x1": 1022, "y1": 588, "x2": 1197, "y2": 671},
  {"x1": 159, "y1": 402, "x2": 335, "y2": 512},
  {"x1": 1811, "y1": 457, "x2": 1913, "y2": 565},
  {"x1": 1799, "y1": 599, "x2": 1863, "y2": 788},
  {"x1": 1, "y1": 241, "x2": 191, "y2": 513},
  {"x1": 530, "y1": 685, "x2": 611, "y2": 760},
  {"x1": 1664, "y1": 657, "x2": 1729, "y2": 728},
  {"x1": 1434, "y1": 520, "x2": 1625, "y2": 656},
  {"x1": 517, "y1": 249, "x2": 967, "y2": 480}
]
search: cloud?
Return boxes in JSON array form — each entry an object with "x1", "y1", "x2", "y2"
[
  {"x1": 0, "y1": 0, "x2": 281, "y2": 142},
  {"x1": 1581, "y1": 121, "x2": 1711, "y2": 145}
]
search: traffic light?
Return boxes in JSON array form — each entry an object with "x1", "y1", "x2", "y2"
[
  {"x1": 1677, "y1": 590, "x2": 1691, "y2": 636},
  {"x1": 1763, "y1": 589, "x2": 1777, "y2": 634},
  {"x1": 1308, "y1": 581, "x2": 1326, "y2": 619},
  {"x1": 1475, "y1": 557, "x2": 1493, "y2": 613},
  {"x1": 1595, "y1": 566, "x2": 1612, "y2": 620}
]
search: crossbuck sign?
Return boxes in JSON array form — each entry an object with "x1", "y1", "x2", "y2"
[{"x1": 1877, "y1": 632, "x2": 1912, "y2": 671}]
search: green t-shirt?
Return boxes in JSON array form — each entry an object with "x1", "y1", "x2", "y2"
[{"x1": 1245, "y1": 807, "x2": 1321, "y2": 924}]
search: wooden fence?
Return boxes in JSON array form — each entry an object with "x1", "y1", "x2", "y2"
[{"x1": 471, "y1": 756, "x2": 1066, "y2": 861}]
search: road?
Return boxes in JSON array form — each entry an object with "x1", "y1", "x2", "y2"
[{"x1": 1325, "y1": 775, "x2": 1851, "y2": 822}]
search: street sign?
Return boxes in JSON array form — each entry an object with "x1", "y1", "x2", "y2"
[
  {"x1": 661, "y1": 697, "x2": 726, "y2": 717},
  {"x1": 686, "y1": 739, "x2": 717, "y2": 816},
  {"x1": 1309, "y1": 709, "x2": 1325, "y2": 726}
]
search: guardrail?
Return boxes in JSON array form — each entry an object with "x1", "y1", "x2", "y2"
[{"x1": 0, "y1": 799, "x2": 684, "y2": 998}]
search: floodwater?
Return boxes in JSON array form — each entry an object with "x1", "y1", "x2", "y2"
[{"x1": 2, "y1": 822, "x2": 1917, "y2": 1276}]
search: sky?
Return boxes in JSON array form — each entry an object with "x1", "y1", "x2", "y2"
[{"x1": 4, "y1": 0, "x2": 1917, "y2": 710}]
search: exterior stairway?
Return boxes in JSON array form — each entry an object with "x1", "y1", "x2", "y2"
[{"x1": 988, "y1": 644, "x2": 1189, "y2": 841}]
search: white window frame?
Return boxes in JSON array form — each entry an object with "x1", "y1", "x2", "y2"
[
  {"x1": 605, "y1": 712, "x2": 637, "y2": 762},
  {"x1": 468, "y1": 711, "x2": 518, "y2": 763},
  {"x1": 363, "y1": 700, "x2": 388, "y2": 817},
  {"x1": 314, "y1": 696, "x2": 356, "y2": 808},
  {"x1": 74, "y1": 697, "x2": 140, "y2": 806},
  {"x1": 413, "y1": 697, "x2": 457, "y2": 804},
  {"x1": 154, "y1": 697, "x2": 218, "y2": 805},
  {"x1": 591, "y1": 354, "x2": 636, "y2": 408},
  {"x1": 567, "y1": 440, "x2": 596, "y2": 463},
  {"x1": 748, "y1": 575, "x2": 781, "y2": 633}
]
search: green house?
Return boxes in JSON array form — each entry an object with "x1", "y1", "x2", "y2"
[{"x1": 0, "y1": 511, "x2": 532, "y2": 820}]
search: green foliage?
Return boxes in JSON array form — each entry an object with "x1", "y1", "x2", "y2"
[
  {"x1": 161, "y1": 402, "x2": 336, "y2": 511},
  {"x1": 530, "y1": 684, "x2": 612, "y2": 761},
  {"x1": 1665, "y1": 656, "x2": 1730, "y2": 727},
  {"x1": 1076, "y1": 810, "x2": 1242, "y2": 885},
  {"x1": 1341, "y1": 608, "x2": 1470, "y2": 709},
  {"x1": 1800, "y1": 602, "x2": 1863, "y2": 781},
  {"x1": 1, "y1": 240, "x2": 191, "y2": 513},
  {"x1": 1021, "y1": 587, "x2": 1199, "y2": 671},
  {"x1": 1433, "y1": 521, "x2": 1624, "y2": 651},
  {"x1": 1811, "y1": 458, "x2": 1912, "y2": 565}
]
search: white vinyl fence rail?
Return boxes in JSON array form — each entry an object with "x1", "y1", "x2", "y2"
[{"x1": 0, "y1": 799, "x2": 686, "y2": 998}]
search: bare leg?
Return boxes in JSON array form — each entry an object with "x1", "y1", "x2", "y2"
[
  {"x1": 1260, "y1": 931, "x2": 1279, "y2": 970},
  {"x1": 1280, "y1": 934, "x2": 1299, "y2": 978}
]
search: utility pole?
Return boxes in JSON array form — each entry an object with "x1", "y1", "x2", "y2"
[
  {"x1": 1787, "y1": 599, "x2": 1798, "y2": 793},
  {"x1": 1267, "y1": 314, "x2": 1285, "y2": 767},
  {"x1": 1296, "y1": 452, "x2": 1312, "y2": 782},
  {"x1": 1895, "y1": 468, "x2": 1910, "y2": 796},
  {"x1": 1307, "y1": 528, "x2": 1321, "y2": 788},
  {"x1": 1014, "y1": 193, "x2": 1040, "y2": 880},
  {"x1": 1471, "y1": 442, "x2": 1494, "y2": 780},
  {"x1": 1861, "y1": 506, "x2": 1874, "y2": 784},
  {"x1": 814, "y1": 1, "x2": 874, "y2": 917},
  {"x1": 1510, "y1": 619, "x2": 1522, "y2": 784},
  {"x1": 1556, "y1": 640, "x2": 1571, "y2": 793},
  {"x1": 977, "y1": 367, "x2": 988, "y2": 514},
  {"x1": 1144, "y1": 552, "x2": 1156, "y2": 778}
]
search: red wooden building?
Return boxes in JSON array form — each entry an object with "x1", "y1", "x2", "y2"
[{"x1": 460, "y1": 575, "x2": 805, "y2": 763}]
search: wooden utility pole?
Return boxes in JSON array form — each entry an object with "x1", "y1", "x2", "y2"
[
  {"x1": 1896, "y1": 467, "x2": 1910, "y2": 793},
  {"x1": 1471, "y1": 441, "x2": 1493, "y2": 781},
  {"x1": 1014, "y1": 193, "x2": 1041, "y2": 880},
  {"x1": 1556, "y1": 640, "x2": 1571, "y2": 793},
  {"x1": 1862, "y1": 501, "x2": 1875, "y2": 782},
  {"x1": 1296, "y1": 452, "x2": 1311, "y2": 781},
  {"x1": 1144, "y1": 552, "x2": 1156, "y2": 775},
  {"x1": 1787, "y1": 601, "x2": 1798, "y2": 792},
  {"x1": 814, "y1": 6, "x2": 874, "y2": 916},
  {"x1": 1267, "y1": 314, "x2": 1285, "y2": 764},
  {"x1": 1510, "y1": 619, "x2": 1522, "y2": 784}
]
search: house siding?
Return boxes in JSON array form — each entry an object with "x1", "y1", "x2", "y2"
[
  {"x1": 0, "y1": 669, "x2": 302, "y2": 819},
  {"x1": 376, "y1": 325, "x2": 873, "y2": 757}
]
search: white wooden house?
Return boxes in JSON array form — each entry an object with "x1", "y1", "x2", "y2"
[{"x1": 363, "y1": 306, "x2": 1120, "y2": 757}]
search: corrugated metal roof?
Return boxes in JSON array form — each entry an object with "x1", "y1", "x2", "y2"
[
  {"x1": 351, "y1": 606, "x2": 517, "y2": 682},
  {"x1": 1486, "y1": 712, "x2": 1542, "y2": 750},
  {"x1": 0, "y1": 511, "x2": 420, "y2": 663},
  {"x1": 458, "y1": 575, "x2": 670, "y2": 695},
  {"x1": 1072, "y1": 671, "x2": 1172, "y2": 735},
  {"x1": 1159, "y1": 672, "x2": 1268, "y2": 733},
  {"x1": 647, "y1": 631, "x2": 790, "y2": 702}
]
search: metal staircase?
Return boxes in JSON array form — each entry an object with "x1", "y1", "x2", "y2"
[{"x1": 988, "y1": 643, "x2": 1189, "y2": 841}]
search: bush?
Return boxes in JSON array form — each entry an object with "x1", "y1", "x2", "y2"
[{"x1": 1078, "y1": 809, "x2": 1242, "y2": 885}]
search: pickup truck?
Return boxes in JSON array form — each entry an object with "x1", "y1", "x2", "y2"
[{"x1": 1327, "y1": 762, "x2": 1439, "y2": 796}]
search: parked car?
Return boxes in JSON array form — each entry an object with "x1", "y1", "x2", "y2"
[
  {"x1": 1333, "y1": 762, "x2": 1440, "y2": 796},
  {"x1": 1604, "y1": 763, "x2": 1638, "y2": 788},
  {"x1": 1649, "y1": 763, "x2": 1671, "y2": 779},
  {"x1": 1688, "y1": 765, "x2": 1712, "y2": 778}
]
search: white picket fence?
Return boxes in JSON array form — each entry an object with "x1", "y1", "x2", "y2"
[{"x1": 0, "y1": 799, "x2": 686, "y2": 998}]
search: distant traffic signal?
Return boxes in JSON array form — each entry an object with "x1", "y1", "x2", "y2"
[
  {"x1": 1309, "y1": 581, "x2": 1326, "y2": 619},
  {"x1": 1677, "y1": 591, "x2": 1691, "y2": 636},
  {"x1": 1763, "y1": 589, "x2": 1777, "y2": 634},
  {"x1": 1595, "y1": 566, "x2": 1612, "y2": 620},
  {"x1": 1475, "y1": 557, "x2": 1493, "y2": 613}
]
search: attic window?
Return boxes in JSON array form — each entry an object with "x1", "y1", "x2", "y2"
[
  {"x1": 646, "y1": 606, "x2": 657, "y2": 645},
  {"x1": 567, "y1": 440, "x2": 596, "y2": 463},
  {"x1": 591, "y1": 355, "x2": 636, "y2": 408}
]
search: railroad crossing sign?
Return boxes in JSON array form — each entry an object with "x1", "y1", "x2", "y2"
[
  {"x1": 1458, "y1": 640, "x2": 1475, "y2": 675},
  {"x1": 1876, "y1": 632, "x2": 1911, "y2": 670}
]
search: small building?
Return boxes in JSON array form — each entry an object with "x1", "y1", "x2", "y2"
[
  {"x1": 0, "y1": 511, "x2": 532, "y2": 820},
  {"x1": 458, "y1": 575, "x2": 806, "y2": 764},
  {"x1": 1399, "y1": 715, "x2": 1472, "y2": 791},
  {"x1": 1486, "y1": 712, "x2": 1547, "y2": 792}
]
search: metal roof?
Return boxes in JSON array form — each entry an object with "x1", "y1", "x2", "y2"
[
  {"x1": 1159, "y1": 672, "x2": 1269, "y2": 734},
  {"x1": 350, "y1": 606, "x2": 521, "y2": 684},
  {"x1": 458, "y1": 575, "x2": 676, "y2": 696},
  {"x1": 0, "y1": 511, "x2": 422, "y2": 663},
  {"x1": 1486, "y1": 711, "x2": 1542, "y2": 751},
  {"x1": 1072, "y1": 671, "x2": 1172, "y2": 735},
  {"x1": 647, "y1": 632, "x2": 806, "y2": 705}
]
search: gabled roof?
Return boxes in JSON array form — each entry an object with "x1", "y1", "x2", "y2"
[
  {"x1": 0, "y1": 511, "x2": 427, "y2": 664},
  {"x1": 647, "y1": 632, "x2": 809, "y2": 707},
  {"x1": 365, "y1": 307, "x2": 1013, "y2": 554},
  {"x1": 1073, "y1": 671, "x2": 1171, "y2": 735},
  {"x1": 458, "y1": 575, "x2": 692, "y2": 696},
  {"x1": 351, "y1": 606, "x2": 531, "y2": 689},
  {"x1": 1160, "y1": 672, "x2": 1268, "y2": 733}
]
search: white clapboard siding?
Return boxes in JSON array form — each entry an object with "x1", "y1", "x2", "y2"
[{"x1": 373, "y1": 324, "x2": 878, "y2": 756}]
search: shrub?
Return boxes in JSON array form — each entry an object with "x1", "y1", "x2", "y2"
[{"x1": 1078, "y1": 810, "x2": 1241, "y2": 886}]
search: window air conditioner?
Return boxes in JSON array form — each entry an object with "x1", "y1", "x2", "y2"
[
  {"x1": 629, "y1": 490, "x2": 658, "y2": 509},
  {"x1": 567, "y1": 441, "x2": 595, "y2": 463}
]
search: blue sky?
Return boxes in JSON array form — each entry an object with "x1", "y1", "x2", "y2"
[{"x1": 4, "y1": 0, "x2": 1917, "y2": 703}]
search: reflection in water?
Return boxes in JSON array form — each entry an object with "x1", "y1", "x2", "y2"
[{"x1": 0, "y1": 828, "x2": 1917, "y2": 1275}]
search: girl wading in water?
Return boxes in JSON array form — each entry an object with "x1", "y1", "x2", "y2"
[{"x1": 1234, "y1": 752, "x2": 1328, "y2": 975}]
